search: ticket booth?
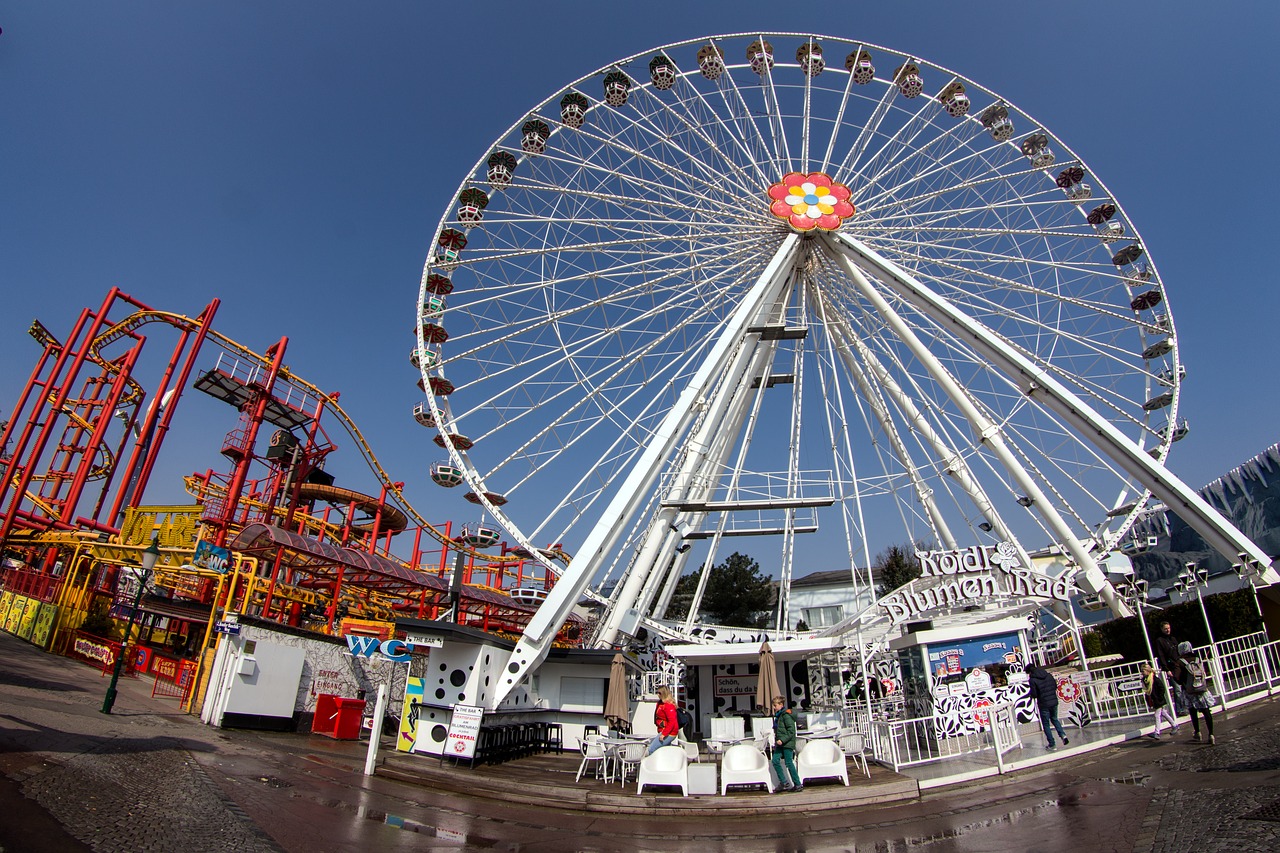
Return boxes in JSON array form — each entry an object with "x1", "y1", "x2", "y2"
[{"x1": 888, "y1": 617, "x2": 1031, "y2": 731}]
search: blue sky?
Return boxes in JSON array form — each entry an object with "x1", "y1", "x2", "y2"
[{"x1": 2, "y1": 2, "x2": 1278, "y2": 571}]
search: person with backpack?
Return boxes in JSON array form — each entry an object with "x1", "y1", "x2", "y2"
[
  {"x1": 1141, "y1": 661, "x2": 1178, "y2": 739},
  {"x1": 1026, "y1": 663, "x2": 1070, "y2": 750},
  {"x1": 1174, "y1": 641, "x2": 1216, "y2": 744},
  {"x1": 646, "y1": 686, "x2": 680, "y2": 754}
]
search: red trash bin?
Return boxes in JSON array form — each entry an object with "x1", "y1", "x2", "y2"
[{"x1": 313, "y1": 693, "x2": 367, "y2": 739}]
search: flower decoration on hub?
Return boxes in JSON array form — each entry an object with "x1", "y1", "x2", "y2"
[{"x1": 768, "y1": 172, "x2": 855, "y2": 232}]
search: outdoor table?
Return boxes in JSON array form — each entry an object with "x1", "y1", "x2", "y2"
[{"x1": 600, "y1": 738, "x2": 633, "y2": 782}]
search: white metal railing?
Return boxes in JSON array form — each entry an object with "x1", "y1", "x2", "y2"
[
  {"x1": 989, "y1": 702, "x2": 1023, "y2": 772},
  {"x1": 1213, "y1": 631, "x2": 1266, "y2": 658},
  {"x1": 1077, "y1": 659, "x2": 1150, "y2": 723},
  {"x1": 847, "y1": 633, "x2": 1278, "y2": 774},
  {"x1": 868, "y1": 714, "x2": 988, "y2": 771}
]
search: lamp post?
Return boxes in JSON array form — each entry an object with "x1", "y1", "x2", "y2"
[
  {"x1": 1171, "y1": 563, "x2": 1226, "y2": 708},
  {"x1": 101, "y1": 537, "x2": 161, "y2": 714},
  {"x1": 1117, "y1": 578, "x2": 1156, "y2": 666},
  {"x1": 1232, "y1": 553, "x2": 1268, "y2": 623}
]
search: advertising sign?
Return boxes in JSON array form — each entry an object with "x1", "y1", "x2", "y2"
[
  {"x1": 192, "y1": 540, "x2": 231, "y2": 574},
  {"x1": 443, "y1": 703, "x2": 484, "y2": 761}
]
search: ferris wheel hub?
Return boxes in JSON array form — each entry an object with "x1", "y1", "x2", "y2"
[{"x1": 767, "y1": 172, "x2": 856, "y2": 233}]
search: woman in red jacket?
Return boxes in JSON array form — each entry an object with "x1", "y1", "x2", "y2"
[{"x1": 646, "y1": 686, "x2": 680, "y2": 754}]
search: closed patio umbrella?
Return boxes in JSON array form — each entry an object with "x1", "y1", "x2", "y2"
[
  {"x1": 755, "y1": 642, "x2": 783, "y2": 712},
  {"x1": 604, "y1": 653, "x2": 630, "y2": 731}
]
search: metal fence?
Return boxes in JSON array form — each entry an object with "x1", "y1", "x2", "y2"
[{"x1": 857, "y1": 632, "x2": 1279, "y2": 773}]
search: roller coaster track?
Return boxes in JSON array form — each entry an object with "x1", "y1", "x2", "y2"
[{"x1": 89, "y1": 309, "x2": 556, "y2": 565}]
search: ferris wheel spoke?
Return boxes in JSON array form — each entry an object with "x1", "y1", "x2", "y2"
[
  {"x1": 864, "y1": 160, "x2": 1081, "y2": 219},
  {"x1": 627, "y1": 81, "x2": 772, "y2": 200},
  {"x1": 754, "y1": 40, "x2": 794, "y2": 173},
  {"x1": 830, "y1": 70, "x2": 905, "y2": 183},
  {"x1": 818, "y1": 47, "x2": 862, "y2": 174},
  {"x1": 443, "y1": 245, "x2": 765, "y2": 398},
  {"x1": 714, "y1": 61, "x2": 784, "y2": 177}
]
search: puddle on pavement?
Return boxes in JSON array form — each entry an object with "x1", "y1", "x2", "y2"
[
  {"x1": 359, "y1": 807, "x2": 494, "y2": 847},
  {"x1": 1105, "y1": 772, "x2": 1149, "y2": 786}
]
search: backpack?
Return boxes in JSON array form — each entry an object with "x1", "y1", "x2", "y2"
[
  {"x1": 676, "y1": 707, "x2": 693, "y2": 730},
  {"x1": 1184, "y1": 658, "x2": 1207, "y2": 694}
]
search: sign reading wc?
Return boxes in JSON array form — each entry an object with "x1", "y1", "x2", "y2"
[{"x1": 344, "y1": 635, "x2": 411, "y2": 662}]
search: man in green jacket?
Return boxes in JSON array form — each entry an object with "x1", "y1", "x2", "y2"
[{"x1": 770, "y1": 695, "x2": 804, "y2": 792}]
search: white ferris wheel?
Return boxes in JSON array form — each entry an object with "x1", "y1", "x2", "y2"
[{"x1": 413, "y1": 33, "x2": 1270, "y2": 704}]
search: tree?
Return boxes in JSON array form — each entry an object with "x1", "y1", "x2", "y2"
[
  {"x1": 874, "y1": 543, "x2": 923, "y2": 598},
  {"x1": 665, "y1": 552, "x2": 774, "y2": 628}
]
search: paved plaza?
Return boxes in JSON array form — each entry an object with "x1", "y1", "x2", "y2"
[{"x1": 2, "y1": 631, "x2": 1279, "y2": 852}]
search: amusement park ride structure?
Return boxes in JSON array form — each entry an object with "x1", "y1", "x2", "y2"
[
  {"x1": 6, "y1": 32, "x2": 1280, "y2": 720},
  {"x1": 0, "y1": 287, "x2": 579, "y2": 675}
]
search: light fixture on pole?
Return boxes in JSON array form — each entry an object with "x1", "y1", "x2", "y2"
[
  {"x1": 1116, "y1": 578, "x2": 1156, "y2": 667},
  {"x1": 1172, "y1": 562, "x2": 1226, "y2": 706},
  {"x1": 1232, "y1": 553, "x2": 1268, "y2": 621},
  {"x1": 101, "y1": 537, "x2": 162, "y2": 715}
]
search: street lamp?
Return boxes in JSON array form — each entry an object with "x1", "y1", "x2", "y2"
[
  {"x1": 1171, "y1": 562, "x2": 1226, "y2": 705},
  {"x1": 1232, "y1": 553, "x2": 1268, "y2": 622},
  {"x1": 101, "y1": 537, "x2": 161, "y2": 715},
  {"x1": 1116, "y1": 578, "x2": 1156, "y2": 665}
]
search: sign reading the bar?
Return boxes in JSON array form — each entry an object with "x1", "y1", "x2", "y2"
[
  {"x1": 880, "y1": 542, "x2": 1076, "y2": 625},
  {"x1": 404, "y1": 633, "x2": 444, "y2": 649},
  {"x1": 443, "y1": 703, "x2": 484, "y2": 760}
]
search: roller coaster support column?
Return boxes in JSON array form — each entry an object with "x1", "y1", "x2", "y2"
[
  {"x1": 213, "y1": 336, "x2": 287, "y2": 547},
  {"x1": 59, "y1": 339, "x2": 144, "y2": 532},
  {"x1": 1, "y1": 289, "x2": 118, "y2": 542},
  {"x1": 116, "y1": 299, "x2": 220, "y2": 522}
]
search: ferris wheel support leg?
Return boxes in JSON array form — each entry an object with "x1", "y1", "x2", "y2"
[
  {"x1": 829, "y1": 232, "x2": 1278, "y2": 588},
  {"x1": 822, "y1": 234, "x2": 1130, "y2": 618},
  {"x1": 490, "y1": 235, "x2": 804, "y2": 709}
]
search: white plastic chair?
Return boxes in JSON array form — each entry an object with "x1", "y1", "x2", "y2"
[
  {"x1": 575, "y1": 735, "x2": 608, "y2": 783},
  {"x1": 838, "y1": 732, "x2": 871, "y2": 779},
  {"x1": 636, "y1": 744, "x2": 689, "y2": 795},
  {"x1": 614, "y1": 741, "x2": 647, "y2": 785},
  {"x1": 720, "y1": 743, "x2": 773, "y2": 795},
  {"x1": 679, "y1": 739, "x2": 700, "y2": 763},
  {"x1": 797, "y1": 738, "x2": 850, "y2": 787},
  {"x1": 710, "y1": 716, "x2": 746, "y2": 742}
]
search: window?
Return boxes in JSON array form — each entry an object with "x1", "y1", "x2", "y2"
[
  {"x1": 802, "y1": 605, "x2": 844, "y2": 628},
  {"x1": 560, "y1": 676, "x2": 605, "y2": 712}
]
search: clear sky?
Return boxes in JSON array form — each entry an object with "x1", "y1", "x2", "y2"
[{"x1": 2, "y1": 1, "x2": 1278, "y2": 572}]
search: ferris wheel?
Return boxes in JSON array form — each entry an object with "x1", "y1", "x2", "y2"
[{"x1": 413, "y1": 33, "x2": 1271, "y2": 703}]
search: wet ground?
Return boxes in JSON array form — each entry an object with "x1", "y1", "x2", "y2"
[{"x1": 3, "y1": 630, "x2": 1279, "y2": 852}]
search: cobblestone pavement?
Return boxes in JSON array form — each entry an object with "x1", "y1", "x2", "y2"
[{"x1": 4, "y1": 630, "x2": 1280, "y2": 852}]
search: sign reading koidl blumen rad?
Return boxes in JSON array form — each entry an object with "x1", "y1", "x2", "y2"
[{"x1": 879, "y1": 541, "x2": 1077, "y2": 625}]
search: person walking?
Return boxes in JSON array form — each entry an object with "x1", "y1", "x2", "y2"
[
  {"x1": 769, "y1": 695, "x2": 804, "y2": 793},
  {"x1": 1174, "y1": 641, "x2": 1217, "y2": 744},
  {"x1": 1026, "y1": 663, "x2": 1070, "y2": 750},
  {"x1": 1154, "y1": 621, "x2": 1184, "y2": 714},
  {"x1": 646, "y1": 686, "x2": 680, "y2": 755},
  {"x1": 1141, "y1": 662, "x2": 1178, "y2": 739}
]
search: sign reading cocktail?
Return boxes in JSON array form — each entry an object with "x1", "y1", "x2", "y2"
[{"x1": 880, "y1": 542, "x2": 1076, "y2": 625}]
